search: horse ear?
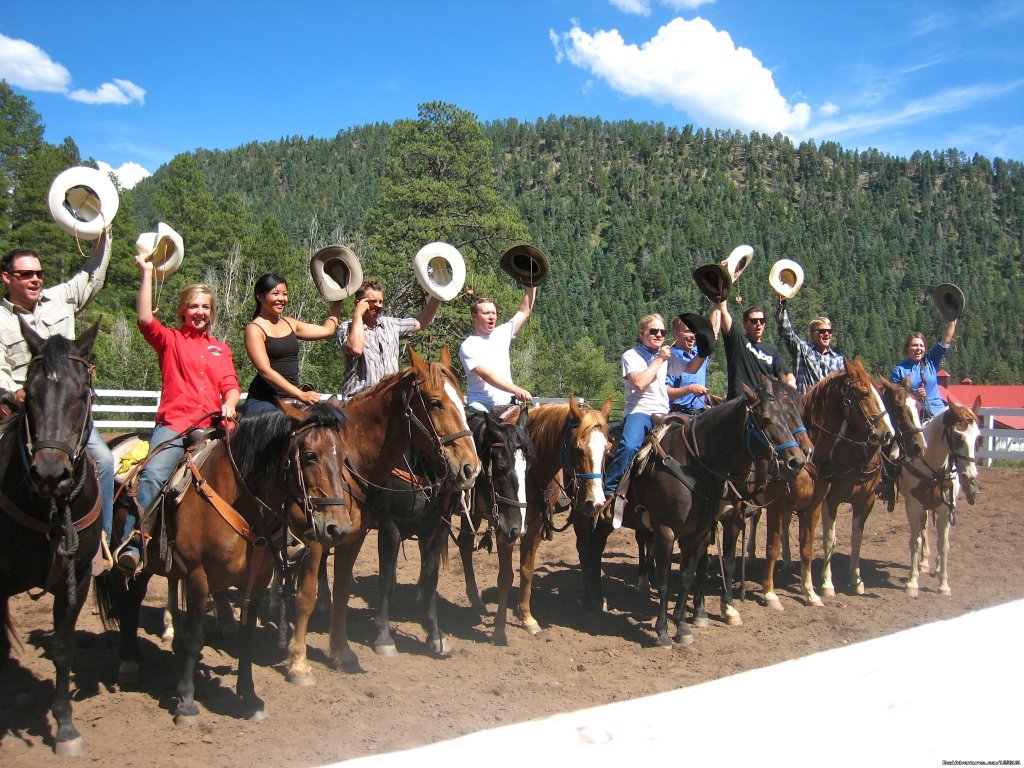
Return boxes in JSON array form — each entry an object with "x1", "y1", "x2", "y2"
[
  {"x1": 568, "y1": 394, "x2": 582, "y2": 420},
  {"x1": 17, "y1": 316, "x2": 45, "y2": 357},
  {"x1": 407, "y1": 344, "x2": 426, "y2": 371},
  {"x1": 75, "y1": 320, "x2": 102, "y2": 359},
  {"x1": 973, "y1": 395, "x2": 983, "y2": 416},
  {"x1": 277, "y1": 399, "x2": 308, "y2": 425},
  {"x1": 516, "y1": 406, "x2": 529, "y2": 430},
  {"x1": 901, "y1": 375, "x2": 912, "y2": 390},
  {"x1": 439, "y1": 346, "x2": 452, "y2": 368},
  {"x1": 600, "y1": 397, "x2": 613, "y2": 419},
  {"x1": 740, "y1": 382, "x2": 757, "y2": 402}
]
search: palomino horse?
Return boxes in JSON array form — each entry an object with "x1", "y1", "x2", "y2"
[
  {"x1": 286, "y1": 348, "x2": 480, "y2": 683},
  {"x1": 819, "y1": 376, "x2": 927, "y2": 597},
  {"x1": 369, "y1": 406, "x2": 531, "y2": 657},
  {"x1": 0, "y1": 323, "x2": 102, "y2": 755},
  {"x1": 95, "y1": 401, "x2": 353, "y2": 725},
  {"x1": 457, "y1": 397, "x2": 611, "y2": 644},
  {"x1": 758, "y1": 358, "x2": 894, "y2": 610},
  {"x1": 900, "y1": 397, "x2": 982, "y2": 597}
]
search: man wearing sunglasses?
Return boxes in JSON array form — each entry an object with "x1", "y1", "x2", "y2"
[
  {"x1": 0, "y1": 234, "x2": 116, "y2": 566},
  {"x1": 775, "y1": 298, "x2": 844, "y2": 394},
  {"x1": 714, "y1": 300, "x2": 795, "y2": 399}
]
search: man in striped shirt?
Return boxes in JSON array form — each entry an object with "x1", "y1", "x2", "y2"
[{"x1": 775, "y1": 298, "x2": 844, "y2": 393}]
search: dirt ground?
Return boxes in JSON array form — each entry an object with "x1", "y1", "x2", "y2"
[{"x1": 2, "y1": 466, "x2": 1022, "y2": 766}]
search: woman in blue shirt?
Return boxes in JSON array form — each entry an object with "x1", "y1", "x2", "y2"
[{"x1": 889, "y1": 318, "x2": 957, "y2": 420}]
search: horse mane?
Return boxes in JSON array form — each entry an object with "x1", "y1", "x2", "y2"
[
  {"x1": 229, "y1": 409, "x2": 293, "y2": 486},
  {"x1": 529, "y1": 402, "x2": 607, "y2": 460},
  {"x1": 801, "y1": 364, "x2": 850, "y2": 427},
  {"x1": 34, "y1": 333, "x2": 75, "y2": 380}
]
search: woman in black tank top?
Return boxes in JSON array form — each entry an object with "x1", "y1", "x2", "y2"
[{"x1": 242, "y1": 272, "x2": 341, "y2": 414}]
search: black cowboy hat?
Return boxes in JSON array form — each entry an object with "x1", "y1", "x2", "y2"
[
  {"x1": 933, "y1": 283, "x2": 965, "y2": 321},
  {"x1": 678, "y1": 312, "x2": 716, "y2": 358},
  {"x1": 692, "y1": 263, "x2": 733, "y2": 303},
  {"x1": 500, "y1": 244, "x2": 549, "y2": 287}
]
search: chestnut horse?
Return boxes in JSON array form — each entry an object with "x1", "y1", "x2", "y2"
[
  {"x1": 285, "y1": 348, "x2": 480, "y2": 683},
  {"x1": 900, "y1": 397, "x2": 981, "y2": 597},
  {"x1": 819, "y1": 377, "x2": 927, "y2": 597},
  {"x1": 0, "y1": 323, "x2": 102, "y2": 755},
  {"x1": 757, "y1": 358, "x2": 894, "y2": 611}
]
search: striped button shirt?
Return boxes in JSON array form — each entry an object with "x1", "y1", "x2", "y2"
[
  {"x1": 337, "y1": 315, "x2": 417, "y2": 399},
  {"x1": 776, "y1": 305, "x2": 845, "y2": 394}
]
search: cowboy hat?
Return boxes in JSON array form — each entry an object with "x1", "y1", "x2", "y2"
[
  {"x1": 721, "y1": 244, "x2": 754, "y2": 282},
  {"x1": 48, "y1": 166, "x2": 120, "y2": 240},
  {"x1": 310, "y1": 245, "x2": 363, "y2": 301},
  {"x1": 413, "y1": 241, "x2": 466, "y2": 302},
  {"x1": 768, "y1": 259, "x2": 805, "y2": 299},
  {"x1": 933, "y1": 283, "x2": 965, "y2": 321},
  {"x1": 678, "y1": 312, "x2": 716, "y2": 359},
  {"x1": 135, "y1": 222, "x2": 184, "y2": 279},
  {"x1": 692, "y1": 263, "x2": 733, "y2": 303},
  {"x1": 499, "y1": 244, "x2": 549, "y2": 287}
]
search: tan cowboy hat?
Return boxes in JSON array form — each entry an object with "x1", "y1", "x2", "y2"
[
  {"x1": 135, "y1": 222, "x2": 184, "y2": 278},
  {"x1": 413, "y1": 241, "x2": 466, "y2": 302},
  {"x1": 693, "y1": 263, "x2": 733, "y2": 303},
  {"x1": 48, "y1": 166, "x2": 120, "y2": 240},
  {"x1": 310, "y1": 245, "x2": 363, "y2": 301},
  {"x1": 721, "y1": 244, "x2": 754, "y2": 282},
  {"x1": 768, "y1": 259, "x2": 805, "y2": 299},
  {"x1": 933, "y1": 283, "x2": 965, "y2": 321},
  {"x1": 499, "y1": 244, "x2": 549, "y2": 287}
]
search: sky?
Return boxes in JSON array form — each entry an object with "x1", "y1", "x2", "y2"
[{"x1": 2, "y1": 0, "x2": 1023, "y2": 189}]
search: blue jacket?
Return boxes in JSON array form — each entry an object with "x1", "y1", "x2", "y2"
[{"x1": 890, "y1": 342, "x2": 949, "y2": 417}]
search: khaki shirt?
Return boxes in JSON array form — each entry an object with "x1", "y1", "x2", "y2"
[{"x1": 0, "y1": 232, "x2": 111, "y2": 396}]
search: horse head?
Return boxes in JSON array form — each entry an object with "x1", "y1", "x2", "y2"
[
  {"x1": 470, "y1": 406, "x2": 534, "y2": 544},
  {"x1": 877, "y1": 376, "x2": 926, "y2": 461},
  {"x1": 844, "y1": 357, "x2": 895, "y2": 448},
  {"x1": 943, "y1": 395, "x2": 982, "y2": 504},
  {"x1": 406, "y1": 346, "x2": 481, "y2": 491},
  {"x1": 564, "y1": 396, "x2": 612, "y2": 517},
  {"x1": 775, "y1": 381, "x2": 814, "y2": 462},
  {"x1": 18, "y1": 319, "x2": 100, "y2": 502},
  {"x1": 742, "y1": 376, "x2": 806, "y2": 481}
]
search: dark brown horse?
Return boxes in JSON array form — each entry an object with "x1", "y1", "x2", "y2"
[
  {"x1": 0, "y1": 322, "x2": 102, "y2": 755},
  {"x1": 284, "y1": 348, "x2": 480, "y2": 683},
  {"x1": 95, "y1": 400, "x2": 353, "y2": 726}
]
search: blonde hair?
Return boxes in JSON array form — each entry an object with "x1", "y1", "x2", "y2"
[
  {"x1": 638, "y1": 313, "x2": 666, "y2": 335},
  {"x1": 810, "y1": 317, "x2": 832, "y2": 333},
  {"x1": 176, "y1": 283, "x2": 216, "y2": 328}
]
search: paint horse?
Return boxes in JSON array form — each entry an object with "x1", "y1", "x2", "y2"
[{"x1": 900, "y1": 396, "x2": 981, "y2": 597}]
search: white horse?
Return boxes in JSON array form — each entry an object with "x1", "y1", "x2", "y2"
[{"x1": 899, "y1": 396, "x2": 982, "y2": 597}]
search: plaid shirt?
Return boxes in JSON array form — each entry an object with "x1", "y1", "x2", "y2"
[
  {"x1": 337, "y1": 315, "x2": 417, "y2": 399},
  {"x1": 776, "y1": 304, "x2": 845, "y2": 393}
]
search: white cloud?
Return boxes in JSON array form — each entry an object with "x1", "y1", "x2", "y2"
[
  {"x1": 97, "y1": 161, "x2": 152, "y2": 190},
  {"x1": 820, "y1": 101, "x2": 840, "y2": 117},
  {"x1": 69, "y1": 78, "x2": 146, "y2": 105},
  {"x1": 0, "y1": 33, "x2": 71, "y2": 92},
  {"x1": 610, "y1": 0, "x2": 717, "y2": 16},
  {"x1": 553, "y1": 18, "x2": 811, "y2": 135}
]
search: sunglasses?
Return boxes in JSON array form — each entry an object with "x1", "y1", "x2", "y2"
[
  {"x1": 9, "y1": 269, "x2": 44, "y2": 280},
  {"x1": 815, "y1": 328, "x2": 833, "y2": 336},
  {"x1": 646, "y1": 328, "x2": 666, "y2": 336},
  {"x1": 745, "y1": 317, "x2": 766, "y2": 325}
]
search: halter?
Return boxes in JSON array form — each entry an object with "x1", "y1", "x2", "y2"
[
  {"x1": 478, "y1": 436, "x2": 527, "y2": 526},
  {"x1": 283, "y1": 418, "x2": 351, "y2": 540},
  {"x1": 403, "y1": 374, "x2": 472, "y2": 475},
  {"x1": 558, "y1": 414, "x2": 603, "y2": 502}
]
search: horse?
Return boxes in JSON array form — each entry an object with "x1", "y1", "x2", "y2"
[
  {"x1": 757, "y1": 358, "x2": 894, "y2": 611},
  {"x1": 456, "y1": 397, "x2": 611, "y2": 645},
  {"x1": 369, "y1": 405, "x2": 531, "y2": 657},
  {"x1": 819, "y1": 376, "x2": 927, "y2": 597},
  {"x1": 0, "y1": 322, "x2": 102, "y2": 755},
  {"x1": 285, "y1": 347, "x2": 480, "y2": 683},
  {"x1": 95, "y1": 399, "x2": 353, "y2": 726},
  {"x1": 900, "y1": 396, "x2": 982, "y2": 597}
]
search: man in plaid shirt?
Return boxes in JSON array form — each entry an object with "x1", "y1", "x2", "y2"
[{"x1": 775, "y1": 298, "x2": 844, "y2": 393}]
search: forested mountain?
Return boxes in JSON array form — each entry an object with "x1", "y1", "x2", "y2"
[{"x1": 3, "y1": 84, "x2": 1022, "y2": 410}]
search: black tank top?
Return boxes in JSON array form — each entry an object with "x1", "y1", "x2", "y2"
[{"x1": 246, "y1": 322, "x2": 300, "y2": 403}]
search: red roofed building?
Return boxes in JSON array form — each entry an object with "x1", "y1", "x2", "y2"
[{"x1": 940, "y1": 384, "x2": 1024, "y2": 430}]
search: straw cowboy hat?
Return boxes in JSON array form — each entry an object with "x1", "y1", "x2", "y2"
[
  {"x1": 933, "y1": 283, "x2": 965, "y2": 321},
  {"x1": 135, "y1": 222, "x2": 184, "y2": 279},
  {"x1": 692, "y1": 263, "x2": 733, "y2": 303},
  {"x1": 678, "y1": 312, "x2": 716, "y2": 359},
  {"x1": 768, "y1": 259, "x2": 805, "y2": 300},
  {"x1": 499, "y1": 244, "x2": 549, "y2": 287},
  {"x1": 413, "y1": 241, "x2": 466, "y2": 302},
  {"x1": 310, "y1": 245, "x2": 363, "y2": 301},
  {"x1": 721, "y1": 244, "x2": 754, "y2": 282},
  {"x1": 48, "y1": 166, "x2": 120, "y2": 240}
]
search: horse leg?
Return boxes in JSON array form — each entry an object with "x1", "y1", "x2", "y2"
[
  {"x1": 211, "y1": 591, "x2": 237, "y2": 642},
  {"x1": 798, "y1": 504, "x2": 824, "y2": 606},
  {"x1": 513, "y1": 505, "x2": 546, "y2": 637},
  {"x1": 672, "y1": 543, "x2": 703, "y2": 646},
  {"x1": 114, "y1": 572, "x2": 151, "y2": 687},
  {"x1": 49, "y1": 567, "x2": 91, "y2": 755},
  {"x1": 782, "y1": 509, "x2": 794, "y2": 566},
  {"x1": 820, "y1": 497, "x2": 839, "y2": 597},
  {"x1": 235, "y1": 579, "x2": 269, "y2": 721},
  {"x1": 574, "y1": 516, "x2": 612, "y2": 614},
  {"x1": 174, "y1": 569, "x2": 210, "y2": 726},
  {"x1": 373, "y1": 516, "x2": 401, "y2": 657},
  {"x1": 690, "y1": 548, "x2": 710, "y2": 629},
  {"x1": 0, "y1": 596, "x2": 10, "y2": 661},
  {"x1": 286, "y1": 544, "x2": 322, "y2": 685},
  {"x1": 849, "y1": 496, "x2": 873, "y2": 595},
  {"x1": 763, "y1": 506, "x2": 784, "y2": 611},
  {"x1": 162, "y1": 577, "x2": 178, "y2": 644},
  {"x1": 328, "y1": 535, "x2": 367, "y2": 672},
  {"x1": 718, "y1": 517, "x2": 743, "y2": 626},
  {"x1": 635, "y1": 528, "x2": 652, "y2": 593},
  {"x1": 456, "y1": 515, "x2": 485, "y2": 613},
  {"x1": 745, "y1": 508, "x2": 759, "y2": 561},
  {"x1": 905, "y1": 500, "x2": 926, "y2": 597},
  {"x1": 935, "y1": 504, "x2": 953, "y2": 596},
  {"x1": 315, "y1": 552, "x2": 332, "y2": 621},
  {"x1": 417, "y1": 522, "x2": 452, "y2": 656},
  {"x1": 651, "y1": 527, "x2": 676, "y2": 646}
]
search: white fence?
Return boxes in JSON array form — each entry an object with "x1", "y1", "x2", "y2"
[{"x1": 979, "y1": 406, "x2": 1024, "y2": 466}]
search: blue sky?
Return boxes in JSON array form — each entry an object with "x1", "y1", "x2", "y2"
[{"x1": 3, "y1": 1, "x2": 1023, "y2": 189}]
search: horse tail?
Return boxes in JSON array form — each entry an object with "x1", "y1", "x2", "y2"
[{"x1": 92, "y1": 571, "x2": 125, "y2": 631}]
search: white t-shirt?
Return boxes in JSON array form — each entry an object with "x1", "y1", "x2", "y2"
[
  {"x1": 622, "y1": 346, "x2": 670, "y2": 418},
  {"x1": 460, "y1": 320, "x2": 516, "y2": 410}
]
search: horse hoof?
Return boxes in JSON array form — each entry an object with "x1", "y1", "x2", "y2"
[
  {"x1": 118, "y1": 660, "x2": 140, "y2": 688},
  {"x1": 374, "y1": 643, "x2": 399, "y2": 657},
  {"x1": 854, "y1": 582, "x2": 865, "y2": 596},
  {"x1": 725, "y1": 613, "x2": 743, "y2": 627},
  {"x1": 939, "y1": 585, "x2": 952, "y2": 596},
  {"x1": 491, "y1": 632, "x2": 509, "y2": 647},
  {"x1": 807, "y1": 595, "x2": 824, "y2": 608},
  {"x1": 432, "y1": 638, "x2": 453, "y2": 657},
  {"x1": 673, "y1": 633, "x2": 695, "y2": 646},
  {"x1": 174, "y1": 709, "x2": 200, "y2": 727},
  {"x1": 522, "y1": 617, "x2": 542, "y2": 636},
  {"x1": 287, "y1": 670, "x2": 315, "y2": 687},
  {"x1": 247, "y1": 708, "x2": 268, "y2": 722},
  {"x1": 765, "y1": 594, "x2": 784, "y2": 612},
  {"x1": 692, "y1": 616, "x2": 710, "y2": 629},
  {"x1": 822, "y1": 586, "x2": 836, "y2": 598},
  {"x1": 656, "y1": 634, "x2": 673, "y2": 647},
  {"x1": 906, "y1": 585, "x2": 919, "y2": 598},
  {"x1": 55, "y1": 737, "x2": 87, "y2": 757}
]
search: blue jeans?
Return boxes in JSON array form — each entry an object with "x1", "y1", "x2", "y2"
[
  {"x1": 124, "y1": 425, "x2": 185, "y2": 553},
  {"x1": 239, "y1": 397, "x2": 277, "y2": 416},
  {"x1": 86, "y1": 427, "x2": 115, "y2": 539},
  {"x1": 604, "y1": 412, "x2": 653, "y2": 496}
]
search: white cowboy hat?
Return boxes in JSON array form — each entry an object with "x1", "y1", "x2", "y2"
[
  {"x1": 48, "y1": 166, "x2": 120, "y2": 240},
  {"x1": 414, "y1": 241, "x2": 466, "y2": 302},
  {"x1": 721, "y1": 244, "x2": 754, "y2": 282},
  {"x1": 135, "y1": 222, "x2": 184, "y2": 278},
  {"x1": 768, "y1": 259, "x2": 805, "y2": 299},
  {"x1": 310, "y1": 245, "x2": 362, "y2": 301}
]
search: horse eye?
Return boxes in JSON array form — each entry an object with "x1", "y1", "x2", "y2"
[
  {"x1": 429, "y1": 398, "x2": 443, "y2": 410},
  {"x1": 303, "y1": 451, "x2": 318, "y2": 464}
]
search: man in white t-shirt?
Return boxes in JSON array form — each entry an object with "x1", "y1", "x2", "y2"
[{"x1": 459, "y1": 287, "x2": 536, "y2": 412}]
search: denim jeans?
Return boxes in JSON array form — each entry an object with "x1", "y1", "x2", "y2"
[
  {"x1": 124, "y1": 424, "x2": 185, "y2": 552},
  {"x1": 603, "y1": 412, "x2": 653, "y2": 495},
  {"x1": 86, "y1": 426, "x2": 115, "y2": 539}
]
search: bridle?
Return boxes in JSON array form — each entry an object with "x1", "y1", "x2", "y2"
[
  {"x1": 20, "y1": 353, "x2": 94, "y2": 471},
  {"x1": 478, "y1": 429, "x2": 528, "y2": 527},
  {"x1": 558, "y1": 414, "x2": 604, "y2": 506},
  {"x1": 283, "y1": 418, "x2": 352, "y2": 540},
  {"x1": 403, "y1": 374, "x2": 472, "y2": 479}
]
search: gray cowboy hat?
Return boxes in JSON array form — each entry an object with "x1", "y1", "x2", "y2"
[
  {"x1": 678, "y1": 312, "x2": 716, "y2": 359},
  {"x1": 499, "y1": 244, "x2": 549, "y2": 287},
  {"x1": 692, "y1": 263, "x2": 733, "y2": 303},
  {"x1": 310, "y1": 245, "x2": 363, "y2": 301},
  {"x1": 933, "y1": 283, "x2": 965, "y2": 321}
]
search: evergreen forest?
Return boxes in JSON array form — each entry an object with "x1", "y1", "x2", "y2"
[{"x1": 3, "y1": 83, "x2": 1022, "y2": 414}]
